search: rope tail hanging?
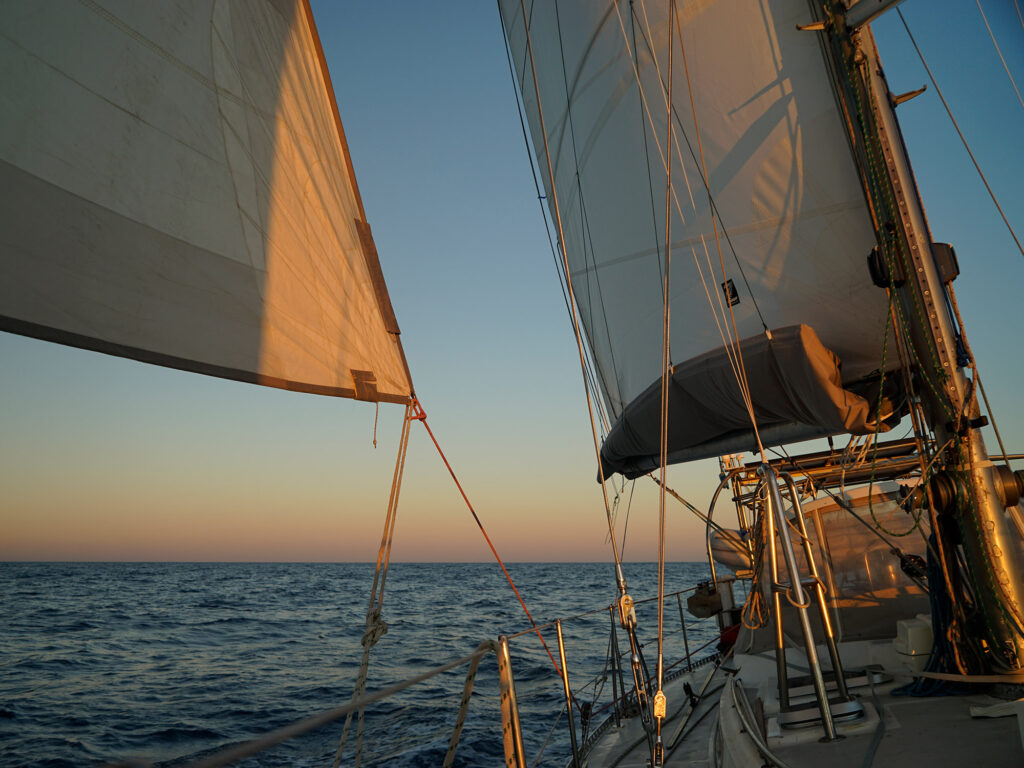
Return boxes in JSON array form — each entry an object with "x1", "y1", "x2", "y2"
[{"x1": 333, "y1": 402, "x2": 414, "y2": 768}]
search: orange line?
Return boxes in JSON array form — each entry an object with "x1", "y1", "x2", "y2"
[{"x1": 410, "y1": 399, "x2": 563, "y2": 678}]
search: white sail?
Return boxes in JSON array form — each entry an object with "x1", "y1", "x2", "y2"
[
  {"x1": 500, "y1": 0, "x2": 896, "y2": 470},
  {"x1": 0, "y1": 0, "x2": 412, "y2": 403}
]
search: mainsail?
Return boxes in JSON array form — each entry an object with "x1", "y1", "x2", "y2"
[
  {"x1": 500, "y1": 0, "x2": 897, "y2": 474},
  {"x1": 0, "y1": 0, "x2": 412, "y2": 404}
]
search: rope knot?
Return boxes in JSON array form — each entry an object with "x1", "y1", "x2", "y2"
[{"x1": 362, "y1": 611, "x2": 388, "y2": 648}]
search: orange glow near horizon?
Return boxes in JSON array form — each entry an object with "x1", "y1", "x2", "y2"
[{"x1": 0, "y1": 406, "x2": 712, "y2": 563}]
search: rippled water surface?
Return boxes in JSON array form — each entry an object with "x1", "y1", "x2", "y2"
[{"x1": 0, "y1": 562, "x2": 717, "y2": 766}]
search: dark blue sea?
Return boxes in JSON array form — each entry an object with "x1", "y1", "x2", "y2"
[{"x1": 0, "y1": 562, "x2": 718, "y2": 767}]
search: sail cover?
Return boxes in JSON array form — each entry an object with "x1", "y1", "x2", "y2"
[
  {"x1": 500, "y1": 1, "x2": 894, "y2": 468},
  {"x1": 600, "y1": 325, "x2": 882, "y2": 478},
  {"x1": 0, "y1": 0, "x2": 412, "y2": 403}
]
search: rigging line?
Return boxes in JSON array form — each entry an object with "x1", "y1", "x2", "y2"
[
  {"x1": 612, "y1": 3, "x2": 694, "y2": 234},
  {"x1": 499, "y1": 8, "x2": 575, "y2": 325},
  {"x1": 620, "y1": 479, "x2": 637, "y2": 562},
  {"x1": 374, "y1": 410, "x2": 412, "y2": 611},
  {"x1": 333, "y1": 403, "x2": 413, "y2": 768},
  {"x1": 629, "y1": 0, "x2": 667, "y2": 285},
  {"x1": 764, "y1": 444, "x2": 931, "y2": 593},
  {"x1": 554, "y1": 0, "x2": 624, "y2": 402},
  {"x1": 976, "y1": 0, "x2": 1024, "y2": 112},
  {"x1": 897, "y1": 8, "x2": 1024, "y2": 259},
  {"x1": 632, "y1": 1, "x2": 769, "y2": 333},
  {"x1": 613, "y1": 0, "x2": 767, "y2": 424},
  {"x1": 499, "y1": 5, "x2": 623, "y2": 423},
  {"x1": 410, "y1": 398, "x2": 563, "y2": 677},
  {"x1": 178, "y1": 646, "x2": 494, "y2": 768},
  {"x1": 634, "y1": 0, "x2": 759, "y2": 402},
  {"x1": 673, "y1": 7, "x2": 764, "y2": 454},
  {"x1": 945, "y1": 285, "x2": 1012, "y2": 468},
  {"x1": 630, "y1": 0, "x2": 765, "y2": 451},
  {"x1": 637, "y1": 0, "x2": 704, "y2": 215},
  {"x1": 1017, "y1": 0, "x2": 1024, "y2": 33},
  {"x1": 656, "y1": 0, "x2": 675, "y2": 705},
  {"x1": 612, "y1": 0, "x2": 747, "y2": 381},
  {"x1": 648, "y1": 475, "x2": 732, "y2": 537},
  {"x1": 517, "y1": 0, "x2": 630, "y2": 595}
]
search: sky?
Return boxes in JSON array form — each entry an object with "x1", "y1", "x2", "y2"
[{"x1": 1, "y1": 1, "x2": 1022, "y2": 563}]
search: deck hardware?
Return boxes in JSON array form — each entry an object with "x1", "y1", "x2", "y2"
[
  {"x1": 609, "y1": 606, "x2": 627, "y2": 724},
  {"x1": 555, "y1": 621, "x2": 582, "y2": 768},
  {"x1": 676, "y1": 593, "x2": 692, "y2": 671},
  {"x1": 618, "y1": 593, "x2": 637, "y2": 628},
  {"x1": 496, "y1": 636, "x2": 527, "y2": 768},
  {"x1": 890, "y1": 85, "x2": 927, "y2": 107},
  {"x1": 653, "y1": 689, "x2": 667, "y2": 718}
]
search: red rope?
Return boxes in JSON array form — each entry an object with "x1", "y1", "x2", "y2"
[{"x1": 410, "y1": 398, "x2": 563, "y2": 677}]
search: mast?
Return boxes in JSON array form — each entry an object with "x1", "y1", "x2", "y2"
[{"x1": 822, "y1": 1, "x2": 1024, "y2": 673}]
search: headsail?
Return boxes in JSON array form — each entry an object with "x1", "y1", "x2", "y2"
[
  {"x1": 500, "y1": 0, "x2": 896, "y2": 473},
  {"x1": 0, "y1": 0, "x2": 412, "y2": 404}
]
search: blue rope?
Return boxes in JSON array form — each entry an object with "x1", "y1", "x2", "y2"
[{"x1": 894, "y1": 534, "x2": 971, "y2": 697}]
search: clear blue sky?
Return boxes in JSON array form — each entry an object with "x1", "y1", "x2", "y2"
[{"x1": 1, "y1": 1, "x2": 1021, "y2": 562}]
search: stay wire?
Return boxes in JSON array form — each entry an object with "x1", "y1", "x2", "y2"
[
  {"x1": 617, "y1": 1, "x2": 766, "y2": 447},
  {"x1": 333, "y1": 403, "x2": 413, "y2": 768},
  {"x1": 627, "y1": 0, "x2": 757, "y2": 445},
  {"x1": 976, "y1": 0, "x2": 1024, "y2": 112},
  {"x1": 672, "y1": 3, "x2": 765, "y2": 456},
  {"x1": 656, "y1": 0, "x2": 675, "y2": 703},
  {"x1": 946, "y1": 285, "x2": 1012, "y2": 468},
  {"x1": 897, "y1": 8, "x2": 1024, "y2": 258},
  {"x1": 632, "y1": 0, "x2": 769, "y2": 334},
  {"x1": 630, "y1": 1, "x2": 667, "y2": 284},
  {"x1": 500, "y1": 3, "x2": 617, "y2": 432},
  {"x1": 516, "y1": 0, "x2": 630, "y2": 595},
  {"x1": 554, "y1": 0, "x2": 623, "y2": 404},
  {"x1": 499, "y1": 7, "x2": 573, "y2": 326},
  {"x1": 410, "y1": 398, "x2": 564, "y2": 678},
  {"x1": 619, "y1": 479, "x2": 637, "y2": 562}
]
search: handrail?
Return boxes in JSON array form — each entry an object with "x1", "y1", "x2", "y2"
[{"x1": 503, "y1": 586, "x2": 703, "y2": 641}]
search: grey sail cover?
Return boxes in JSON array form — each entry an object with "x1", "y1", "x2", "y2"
[
  {"x1": 0, "y1": 0, "x2": 412, "y2": 403},
  {"x1": 499, "y1": 1, "x2": 893, "y2": 469},
  {"x1": 600, "y1": 325, "x2": 881, "y2": 478}
]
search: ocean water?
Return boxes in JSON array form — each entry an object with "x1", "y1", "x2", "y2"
[{"x1": 0, "y1": 562, "x2": 718, "y2": 767}]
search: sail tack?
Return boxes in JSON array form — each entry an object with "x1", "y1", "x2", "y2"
[
  {"x1": 0, "y1": 0, "x2": 412, "y2": 403},
  {"x1": 500, "y1": 0, "x2": 895, "y2": 467}
]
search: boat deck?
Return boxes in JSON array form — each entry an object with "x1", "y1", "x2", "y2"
[
  {"x1": 767, "y1": 685, "x2": 1022, "y2": 767},
  {"x1": 581, "y1": 661, "x2": 721, "y2": 767},
  {"x1": 582, "y1": 647, "x2": 1024, "y2": 767}
]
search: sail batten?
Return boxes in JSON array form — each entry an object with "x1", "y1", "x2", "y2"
[{"x1": 0, "y1": 0, "x2": 412, "y2": 404}]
